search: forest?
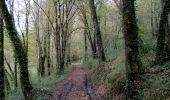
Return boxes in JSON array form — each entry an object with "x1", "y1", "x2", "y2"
[{"x1": 0, "y1": 0, "x2": 170, "y2": 100}]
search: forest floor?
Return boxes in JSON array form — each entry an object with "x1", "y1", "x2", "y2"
[{"x1": 50, "y1": 63, "x2": 103, "y2": 100}]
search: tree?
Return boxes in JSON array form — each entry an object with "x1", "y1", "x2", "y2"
[
  {"x1": 0, "y1": 0, "x2": 33, "y2": 99},
  {"x1": 79, "y1": 5, "x2": 97, "y2": 59},
  {"x1": 0, "y1": 16, "x2": 5, "y2": 100},
  {"x1": 84, "y1": 27, "x2": 88, "y2": 60},
  {"x1": 47, "y1": 9, "x2": 51, "y2": 76},
  {"x1": 88, "y1": 0, "x2": 106, "y2": 61},
  {"x1": 9, "y1": 0, "x2": 18, "y2": 89},
  {"x1": 122, "y1": 0, "x2": 143, "y2": 99},
  {"x1": 156, "y1": 0, "x2": 170, "y2": 62},
  {"x1": 54, "y1": 0, "x2": 76, "y2": 72},
  {"x1": 34, "y1": 0, "x2": 47, "y2": 76}
]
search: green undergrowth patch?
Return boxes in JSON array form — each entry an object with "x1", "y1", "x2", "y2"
[
  {"x1": 7, "y1": 64, "x2": 72, "y2": 100},
  {"x1": 141, "y1": 61, "x2": 170, "y2": 100},
  {"x1": 6, "y1": 89, "x2": 24, "y2": 100},
  {"x1": 84, "y1": 52, "x2": 126, "y2": 99},
  {"x1": 31, "y1": 64, "x2": 72, "y2": 89},
  {"x1": 83, "y1": 48, "x2": 170, "y2": 100}
]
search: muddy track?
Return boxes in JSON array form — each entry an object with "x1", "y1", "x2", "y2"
[{"x1": 50, "y1": 63, "x2": 102, "y2": 100}]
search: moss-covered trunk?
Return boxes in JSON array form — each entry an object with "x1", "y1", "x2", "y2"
[
  {"x1": 0, "y1": 1, "x2": 33, "y2": 100},
  {"x1": 156, "y1": 0, "x2": 170, "y2": 62},
  {"x1": 122, "y1": 0, "x2": 143, "y2": 99},
  {"x1": 0, "y1": 16, "x2": 5, "y2": 100}
]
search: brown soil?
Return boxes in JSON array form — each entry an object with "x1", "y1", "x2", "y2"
[{"x1": 50, "y1": 63, "x2": 103, "y2": 100}]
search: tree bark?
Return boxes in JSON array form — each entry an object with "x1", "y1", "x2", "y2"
[
  {"x1": 88, "y1": 0, "x2": 106, "y2": 61},
  {"x1": 84, "y1": 29, "x2": 88, "y2": 60},
  {"x1": 0, "y1": 16, "x2": 5, "y2": 100},
  {"x1": 47, "y1": 25, "x2": 51, "y2": 76},
  {"x1": 156, "y1": 0, "x2": 170, "y2": 62},
  {"x1": 122, "y1": 0, "x2": 143, "y2": 99},
  {"x1": 0, "y1": 1, "x2": 33, "y2": 99},
  {"x1": 4, "y1": 71, "x2": 10, "y2": 95}
]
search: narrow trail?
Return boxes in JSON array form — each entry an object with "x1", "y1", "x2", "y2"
[{"x1": 50, "y1": 63, "x2": 102, "y2": 100}]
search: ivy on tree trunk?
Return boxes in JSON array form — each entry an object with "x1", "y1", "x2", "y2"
[
  {"x1": 122, "y1": 0, "x2": 143, "y2": 99},
  {"x1": 0, "y1": 16, "x2": 5, "y2": 100},
  {"x1": 0, "y1": 1, "x2": 33, "y2": 100}
]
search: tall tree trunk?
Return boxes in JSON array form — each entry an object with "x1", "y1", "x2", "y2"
[
  {"x1": 24, "y1": 0, "x2": 30, "y2": 57},
  {"x1": 55, "y1": 0, "x2": 61, "y2": 72},
  {"x1": 47, "y1": 28, "x2": 51, "y2": 76},
  {"x1": 156, "y1": 0, "x2": 170, "y2": 62},
  {"x1": 41, "y1": 36, "x2": 47, "y2": 76},
  {"x1": 67, "y1": 35, "x2": 71, "y2": 63},
  {"x1": 14, "y1": 55, "x2": 18, "y2": 89},
  {"x1": 164, "y1": 23, "x2": 170, "y2": 59},
  {"x1": 167, "y1": 29, "x2": 170, "y2": 56},
  {"x1": 84, "y1": 29, "x2": 88, "y2": 60},
  {"x1": 34, "y1": 5, "x2": 46, "y2": 77},
  {"x1": 88, "y1": 0, "x2": 106, "y2": 61},
  {"x1": 92, "y1": 34, "x2": 97, "y2": 58},
  {"x1": 0, "y1": 1, "x2": 33, "y2": 100},
  {"x1": 122, "y1": 0, "x2": 143, "y2": 99},
  {"x1": 4, "y1": 72, "x2": 10, "y2": 95},
  {"x1": 0, "y1": 16, "x2": 5, "y2": 100},
  {"x1": 150, "y1": 0, "x2": 155, "y2": 37},
  {"x1": 82, "y1": 12, "x2": 97, "y2": 58}
]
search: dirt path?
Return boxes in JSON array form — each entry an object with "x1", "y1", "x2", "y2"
[{"x1": 50, "y1": 63, "x2": 102, "y2": 100}]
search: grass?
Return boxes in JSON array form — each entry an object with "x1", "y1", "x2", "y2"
[{"x1": 6, "y1": 64, "x2": 72, "y2": 100}]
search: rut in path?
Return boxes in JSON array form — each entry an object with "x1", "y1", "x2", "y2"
[{"x1": 50, "y1": 63, "x2": 102, "y2": 100}]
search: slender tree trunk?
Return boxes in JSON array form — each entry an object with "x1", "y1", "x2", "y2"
[
  {"x1": 4, "y1": 57, "x2": 15, "y2": 79},
  {"x1": 14, "y1": 55, "x2": 18, "y2": 89},
  {"x1": 84, "y1": 29, "x2": 88, "y2": 60},
  {"x1": 47, "y1": 29, "x2": 51, "y2": 76},
  {"x1": 24, "y1": 0, "x2": 30, "y2": 57},
  {"x1": 150, "y1": 0, "x2": 155, "y2": 37},
  {"x1": 88, "y1": 0, "x2": 106, "y2": 61},
  {"x1": 4, "y1": 72, "x2": 10, "y2": 95},
  {"x1": 92, "y1": 34, "x2": 97, "y2": 58},
  {"x1": 81, "y1": 12, "x2": 97, "y2": 58},
  {"x1": 55, "y1": 0, "x2": 61, "y2": 72},
  {"x1": 156, "y1": 0, "x2": 170, "y2": 62},
  {"x1": 122, "y1": 0, "x2": 143, "y2": 99},
  {"x1": 167, "y1": 29, "x2": 170, "y2": 56},
  {"x1": 85, "y1": 18, "x2": 97, "y2": 58},
  {"x1": 0, "y1": 1, "x2": 33, "y2": 99},
  {"x1": 67, "y1": 35, "x2": 71, "y2": 63},
  {"x1": 34, "y1": 5, "x2": 46, "y2": 76},
  {"x1": 41, "y1": 36, "x2": 47, "y2": 76},
  {"x1": 51, "y1": 38, "x2": 54, "y2": 72},
  {"x1": 0, "y1": 16, "x2": 5, "y2": 100}
]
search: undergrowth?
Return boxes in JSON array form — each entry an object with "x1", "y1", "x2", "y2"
[
  {"x1": 6, "y1": 64, "x2": 72, "y2": 100},
  {"x1": 84, "y1": 51, "x2": 170, "y2": 100},
  {"x1": 142, "y1": 62, "x2": 170, "y2": 100},
  {"x1": 84, "y1": 50, "x2": 126, "y2": 100}
]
